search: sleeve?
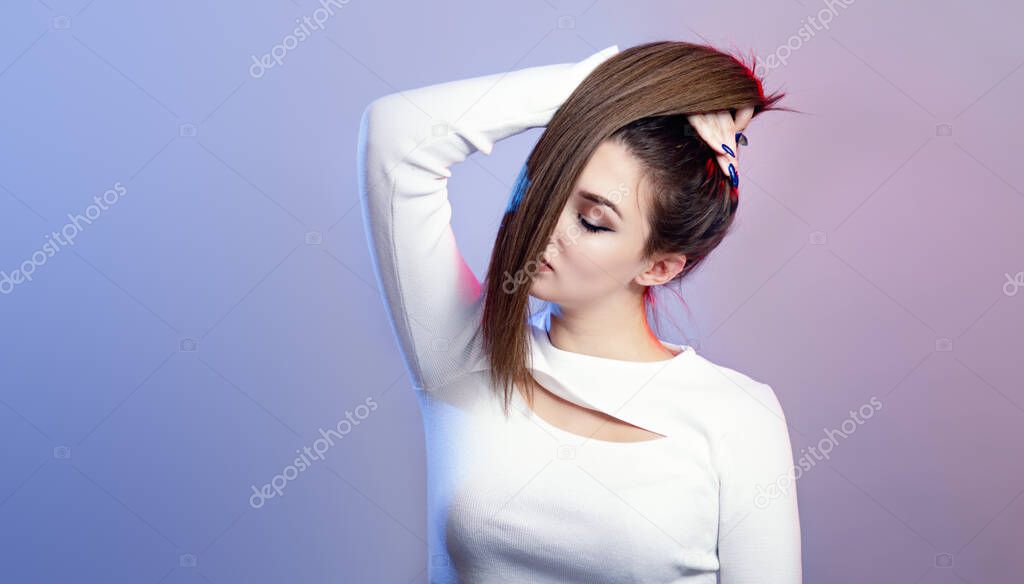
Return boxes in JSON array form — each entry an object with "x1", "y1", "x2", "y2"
[
  {"x1": 715, "y1": 383, "x2": 803, "y2": 583},
  {"x1": 356, "y1": 44, "x2": 620, "y2": 391}
]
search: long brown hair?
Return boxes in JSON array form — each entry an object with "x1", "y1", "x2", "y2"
[{"x1": 482, "y1": 40, "x2": 790, "y2": 414}]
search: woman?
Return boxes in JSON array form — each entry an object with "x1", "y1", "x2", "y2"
[{"x1": 358, "y1": 41, "x2": 801, "y2": 583}]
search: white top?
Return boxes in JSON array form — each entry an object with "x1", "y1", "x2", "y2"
[{"x1": 357, "y1": 44, "x2": 802, "y2": 583}]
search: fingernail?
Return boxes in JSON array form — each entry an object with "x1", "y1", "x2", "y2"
[
  {"x1": 728, "y1": 163, "x2": 739, "y2": 188},
  {"x1": 722, "y1": 144, "x2": 736, "y2": 158},
  {"x1": 735, "y1": 132, "x2": 748, "y2": 146}
]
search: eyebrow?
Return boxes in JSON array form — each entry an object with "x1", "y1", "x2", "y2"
[{"x1": 578, "y1": 189, "x2": 622, "y2": 220}]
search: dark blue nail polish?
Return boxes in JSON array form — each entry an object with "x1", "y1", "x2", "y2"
[
  {"x1": 728, "y1": 163, "x2": 739, "y2": 188},
  {"x1": 722, "y1": 144, "x2": 736, "y2": 158},
  {"x1": 735, "y1": 132, "x2": 748, "y2": 146}
]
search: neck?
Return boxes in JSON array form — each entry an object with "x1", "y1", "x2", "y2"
[{"x1": 546, "y1": 294, "x2": 678, "y2": 362}]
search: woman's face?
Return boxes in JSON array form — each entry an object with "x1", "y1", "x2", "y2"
[{"x1": 528, "y1": 139, "x2": 685, "y2": 307}]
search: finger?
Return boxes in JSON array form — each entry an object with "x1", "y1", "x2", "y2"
[
  {"x1": 716, "y1": 153, "x2": 733, "y2": 182},
  {"x1": 713, "y1": 111, "x2": 738, "y2": 178},
  {"x1": 692, "y1": 112, "x2": 734, "y2": 161},
  {"x1": 688, "y1": 112, "x2": 739, "y2": 187},
  {"x1": 689, "y1": 113, "x2": 716, "y2": 150},
  {"x1": 690, "y1": 113, "x2": 725, "y2": 162},
  {"x1": 734, "y1": 106, "x2": 754, "y2": 132}
]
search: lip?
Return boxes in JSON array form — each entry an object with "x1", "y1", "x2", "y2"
[{"x1": 539, "y1": 259, "x2": 553, "y2": 272}]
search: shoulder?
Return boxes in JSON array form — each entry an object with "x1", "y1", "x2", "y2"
[
  {"x1": 682, "y1": 351, "x2": 789, "y2": 438},
  {"x1": 682, "y1": 355, "x2": 797, "y2": 490}
]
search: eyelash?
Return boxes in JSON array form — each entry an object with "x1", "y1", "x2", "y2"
[{"x1": 577, "y1": 212, "x2": 611, "y2": 233}]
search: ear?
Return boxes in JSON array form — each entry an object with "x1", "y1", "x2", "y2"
[{"x1": 635, "y1": 253, "x2": 687, "y2": 287}]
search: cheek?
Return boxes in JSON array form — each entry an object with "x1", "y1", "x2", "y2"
[{"x1": 561, "y1": 233, "x2": 642, "y2": 282}]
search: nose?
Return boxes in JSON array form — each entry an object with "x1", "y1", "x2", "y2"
[
  {"x1": 543, "y1": 220, "x2": 569, "y2": 262},
  {"x1": 541, "y1": 239, "x2": 558, "y2": 264}
]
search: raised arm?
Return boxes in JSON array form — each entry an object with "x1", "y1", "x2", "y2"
[
  {"x1": 356, "y1": 44, "x2": 620, "y2": 391},
  {"x1": 716, "y1": 384, "x2": 803, "y2": 583}
]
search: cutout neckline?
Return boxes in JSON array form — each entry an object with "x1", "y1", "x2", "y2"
[
  {"x1": 522, "y1": 320, "x2": 701, "y2": 442},
  {"x1": 515, "y1": 324, "x2": 698, "y2": 445},
  {"x1": 513, "y1": 384, "x2": 675, "y2": 447}
]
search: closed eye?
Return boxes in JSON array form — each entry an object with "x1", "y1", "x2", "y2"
[{"x1": 577, "y1": 212, "x2": 612, "y2": 233}]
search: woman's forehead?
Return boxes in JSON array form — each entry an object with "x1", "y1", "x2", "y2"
[{"x1": 577, "y1": 141, "x2": 648, "y2": 216}]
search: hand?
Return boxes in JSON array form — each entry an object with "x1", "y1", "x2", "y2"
[{"x1": 687, "y1": 106, "x2": 754, "y2": 188}]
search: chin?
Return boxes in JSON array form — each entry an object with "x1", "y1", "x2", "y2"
[{"x1": 527, "y1": 279, "x2": 558, "y2": 303}]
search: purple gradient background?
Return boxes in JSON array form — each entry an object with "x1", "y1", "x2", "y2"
[{"x1": 1, "y1": 0, "x2": 1022, "y2": 582}]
